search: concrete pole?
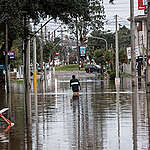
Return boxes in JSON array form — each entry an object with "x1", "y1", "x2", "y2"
[
  {"x1": 33, "y1": 34, "x2": 38, "y2": 120},
  {"x1": 115, "y1": 15, "x2": 120, "y2": 87},
  {"x1": 33, "y1": 36, "x2": 37, "y2": 93},
  {"x1": 40, "y1": 24, "x2": 43, "y2": 75},
  {"x1": 25, "y1": 36, "x2": 32, "y2": 126},
  {"x1": 130, "y1": 1, "x2": 137, "y2": 150},
  {"x1": 115, "y1": 15, "x2": 119, "y2": 79},
  {"x1": 5, "y1": 22, "x2": 10, "y2": 93},
  {"x1": 130, "y1": 0, "x2": 137, "y2": 81},
  {"x1": 76, "y1": 17, "x2": 80, "y2": 70}
]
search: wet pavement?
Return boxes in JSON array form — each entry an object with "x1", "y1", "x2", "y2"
[{"x1": 0, "y1": 71, "x2": 149, "y2": 150}]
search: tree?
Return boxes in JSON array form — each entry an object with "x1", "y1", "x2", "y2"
[
  {"x1": 68, "y1": 0, "x2": 105, "y2": 46},
  {"x1": 118, "y1": 25, "x2": 131, "y2": 49},
  {"x1": 0, "y1": 0, "x2": 90, "y2": 87},
  {"x1": 94, "y1": 48, "x2": 105, "y2": 66},
  {"x1": 89, "y1": 30, "x2": 115, "y2": 50},
  {"x1": 118, "y1": 25, "x2": 131, "y2": 64},
  {"x1": 88, "y1": 0, "x2": 105, "y2": 30},
  {"x1": 86, "y1": 25, "x2": 130, "y2": 78}
]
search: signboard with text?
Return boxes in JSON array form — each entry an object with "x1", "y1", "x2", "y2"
[
  {"x1": 127, "y1": 47, "x2": 131, "y2": 60},
  {"x1": 0, "y1": 65, "x2": 6, "y2": 70},
  {"x1": 3, "y1": 51, "x2": 15, "y2": 59},
  {"x1": 80, "y1": 47, "x2": 86, "y2": 57},
  {"x1": 138, "y1": 0, "x2": 146, "y2": 10},
  {"x1": 8, "y1": 51, "x2": 15, "y2": 59},
  {"x1": 126, "y1": 47, "x2": 140, "y2": 60}
]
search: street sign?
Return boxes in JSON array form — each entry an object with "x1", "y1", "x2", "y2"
[
  {"x1": 138, "y1": 0, "x2": 146, "y2": 10},
  {"x1": 115, "y1": 77, "x2": 120, "y2": 86},
  {"x1": 126, "y1": 47, "x2": 131, "y2": 60},
  {"x1": 8, "y1": 51, "x2": 15, "y2": 59},
  {"x1": 0, "y1": 65, "x2": 6, "y2": 70},
  {"x1": 147, "y1": 56, "x2": 150, "y2": 65},
  {"x1": 3, "y1": 51, "x2": 15, "y2": 59},
  {"x1": 127, "y1": 47, "x2": 140, "y2": 60},
  {"x1": 135, "y1": 46, "x2": 140, "y2": 58},
  {"x1": 80, "y1": 47, "x2": 86, "y2": 56}
]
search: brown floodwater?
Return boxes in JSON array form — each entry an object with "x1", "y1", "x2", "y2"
[{"x1": 0, "y1": 71, "x2": 149, "y2": 150}]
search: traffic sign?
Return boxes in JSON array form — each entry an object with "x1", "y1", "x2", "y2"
[
  {"x1": 147, "y1": 57, "x2": 150, "y2": 65},
  {"x1": 126, "y1": 47, "x2": 131, "y2": 60},
  {"x1": 115, "y1": 77, "x2": 120, "y2": 86},
  {"x1": 0, "y1": 65, "x2": 6, "y2": 70}
]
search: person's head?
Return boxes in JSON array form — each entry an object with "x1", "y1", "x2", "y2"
[{"x1": 72, "y1": 75, "x2": 75, "y2": 79}]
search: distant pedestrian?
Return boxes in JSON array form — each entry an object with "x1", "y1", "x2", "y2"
[{"x1": 70, "y1": 75, "x2": 80, "y2": 97}]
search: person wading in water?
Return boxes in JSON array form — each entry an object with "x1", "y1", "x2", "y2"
[{"x1": 70, "y1": 75, "x2": 80, "y2": 97}]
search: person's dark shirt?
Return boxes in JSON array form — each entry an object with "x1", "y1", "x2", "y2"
[{"x1": 70, "y1": 78, "x2": 80, "y2": 92}]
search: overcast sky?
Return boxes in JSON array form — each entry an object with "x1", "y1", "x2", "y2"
[{"x1": 103, "y1": 0, "x2": 145, "y2": 31}]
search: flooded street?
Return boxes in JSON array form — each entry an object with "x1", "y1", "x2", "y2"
[{"x1": 0, "y1": 71, "x2": 149, "y2": 150}]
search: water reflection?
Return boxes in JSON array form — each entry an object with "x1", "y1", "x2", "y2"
[
  {"x1": 0, "y1": 72, "x2": 150, "y2": 149},
  {"x1": 146, "y1": 86, "x2": 150, "y2": 150},
  {"x1": 116, "y1": 85, "x2": 120, "y2": 150}
]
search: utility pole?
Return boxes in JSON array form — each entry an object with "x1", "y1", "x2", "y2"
[
  {"x1": 130, "y1": 0, "x2": 137, "y2": 83},
  {"x1": 25, "y1": 35, "x2": 32, "y2": 126},
  {"x1": 115, "y1": 15, "x2": 120, "y2": 86},
  {"x1": 130, "y1": 0, "x2": 137, "y2": 150},
  {"x1": 40, "y1": 24, "x2": 44, "y2": 75},
  {"x1": 33, "y1": 33, "x2": 37, "y2": 94},
  {"x1": 76, "y1": 17, "x2": 80, "y2": 70},
  {"x1": 23, "y1": 15, "x2": 32, "y2": 126},
  {"x1": 5, "y1": 22, "x2": 10, "y2": 93},
  {"x1": 33, "y1": 26, "x2": 38, "y2": 119}
]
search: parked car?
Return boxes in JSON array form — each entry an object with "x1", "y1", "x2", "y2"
[{"x1": 85, "y1": 64, "x2": 101, "y2": 73}]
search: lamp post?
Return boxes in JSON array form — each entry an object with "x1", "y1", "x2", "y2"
[{"x1": 90, "y1": 36, "x2": 108, "y2": 51}]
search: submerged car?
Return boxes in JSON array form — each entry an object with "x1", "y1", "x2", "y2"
[{"x1": 85, "y1": 64, "x2": 101, "y2": 73}]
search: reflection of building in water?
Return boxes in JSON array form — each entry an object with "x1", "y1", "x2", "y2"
[{"x1": 136, "y1": 88, "x2": 149, "y2": 149}]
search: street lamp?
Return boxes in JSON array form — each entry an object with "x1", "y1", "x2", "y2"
[{"x1": 90, "y1": 36, "x2": 108, "y2": 51}]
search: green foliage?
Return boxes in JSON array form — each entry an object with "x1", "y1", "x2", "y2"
[
  {"x1": 55, "y1": 64, "x2": 85, "y2": 71},
  {"x1": 86, "y1": 25, "x2": 130, "y2": 80},
  {"x1": 118, "y1": 25, "x2": 130, "y2": 64},
  {"x1": 43, "y1": 41, "x2": 54, "y2": 63},
  {"x1": 118, "y1": 25, "x2": 131, "y2": 49},
  {"x1": 89, "y1": 0, "x2": 105, "y2": 30},
  {"x1": 120, "y1": 72, "x2": 131, "y2": 77},
  {"x1": 94, "y1": 49, "x2": 105, "y2": 65},
  {"x1": 68, "y1": 0, "x2": 105, "y2": 45},
  {"x1": 0, "y1": 0, "x2": 90, "y2": 25},
  {"x1": 9, "y1": 39, "x2": 23, "y2": 69},
  {"x1": 0, "y1": 0, "x2": 90, "y2": 57},
  {"x1": 89, "y1": 30, "x2": 115, "y2": 50},
  {"x1": 108, "y1": 69, "x2": 116, "y2": 80}
]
